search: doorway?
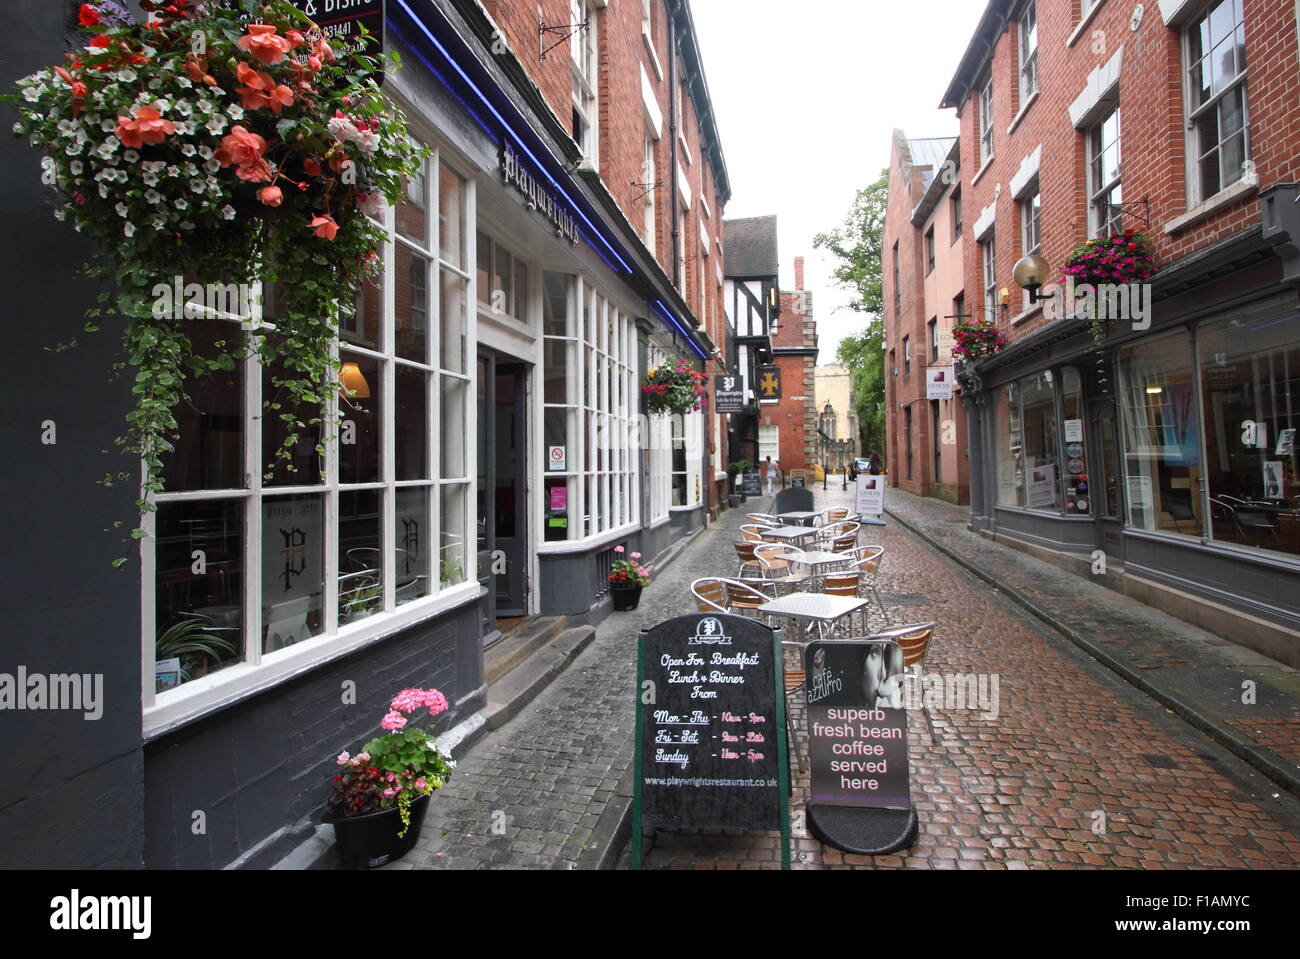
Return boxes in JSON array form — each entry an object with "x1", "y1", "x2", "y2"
[{"x1": 477, "y1": 352, "x2": 530, "y2": 637}]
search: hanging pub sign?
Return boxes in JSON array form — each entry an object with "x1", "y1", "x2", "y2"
[
  {"x1": 714, "y1": 375, "x2": 744, "y2": 413},
  {"x1": 756, "y1": 365, "x2": 782, "y2": 403},
  {"x1": 501, "y1": 143, "x2": 581, "y2": 246},
  {"x1": 632, "y1": 613, "x2": 791, "y2": 868},
  {"x1": 288, "y1": 0, "x2": 384, "y2": 62},
  {"x1": 926, "y1": 367, "x2": 953, "y2": 400},
  {"x1": 856, "y1": 474, "x2": 884, "y2": 515}
]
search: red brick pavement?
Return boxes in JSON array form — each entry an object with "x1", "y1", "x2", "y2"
[{"x1": 638, "y1": 489, "x2": 1300, "y2": 870}]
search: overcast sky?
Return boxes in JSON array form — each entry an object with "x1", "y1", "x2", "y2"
[{"x1": 690, "y1": 0, "x2": 987, "y2": 360}]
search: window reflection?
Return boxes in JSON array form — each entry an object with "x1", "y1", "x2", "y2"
[
  {"x1": 262, "y1": 494, "x2": 323, "y2": 653},
  {"x1": 339, "y1": 489, "x2": 383, "y2": 624},
  {"x1": 160, "y1": 317, "x2": 244, "y2": 492}
]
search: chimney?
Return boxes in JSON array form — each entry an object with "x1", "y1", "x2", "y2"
[{"x1": 794, "y1": 256, "x2": 804, "y2": 291}]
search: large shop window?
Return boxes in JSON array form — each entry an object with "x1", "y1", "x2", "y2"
[
  {"x1": 1197, "y1": 303, "x2": 1300, "y2": 554},
  {"x1": 1118, "y1": 328, "x2": 1202, "y2": 537},
  {"x1": 542, "y1": 272, "x2": 637, "y2": 542},
  {"x1": 148, "y1": 141, "x2": 475, "y2": 708},
  {"x1": 993, "y1": 369, "x2": 1089, "y2": 514}
]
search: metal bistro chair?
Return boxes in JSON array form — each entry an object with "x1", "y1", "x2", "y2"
[
  {"x1": 815, "y1": 506, "x2": 851, "y2": 527},
  {"x1": 746, "y1": 513, "x2": 781, "y2": 527},
  {"x1": 740, "y1": 523, "x2": 771, "y2": 542},
  {"x1": 734, "y1": 539, "x2": 766, "y2": 579},
  {"x1": 689, "y1": 578, "x2": 775, "y2": 622},
  {"x1": 821, "y1": 570, "x2": 869, "y2": 637},
  {"x1": 691, "y1": 578, "x2": 729, "y2": 614},
  {"x1": 816, "y1": 520, "x2": 860, "y2": 550},
  {"x1": 780, "y1": 638, "x2": 812, "y2": 773},
  {"x1": 868, "y1": 621, "x2": 936, "y2": 669},
  {"x1": 849, "y1": 546, "x2": 890, "y2": 626},
  {"x1": 753, "y1": 543, "x2": 811, "y2": 595}
]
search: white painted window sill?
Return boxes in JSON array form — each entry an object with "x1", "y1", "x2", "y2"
[
  {"x1": 1011, "y1": 302, "x2": 1044, "y2": 326},
  {"x1": 1067, "y1": 0, "x2": 1107, "y2": 48},
  {"x1": 643, "y1": 26, "x2": 663, "y2": 81},
  {"x1": 1006, "y1": 90, "x2": 1039, "y2": 136},
  {"x1": 1163, "y1": 179, "x2": 1258, "y2": 234},
  {"x1": 970, "y1": 154, "x2": 995, "y2": 189}
]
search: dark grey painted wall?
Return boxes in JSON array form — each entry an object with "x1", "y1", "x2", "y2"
[
  {"x1": 143, "y1": 598, "x2": 483, "y2": 868},
  {"x1": 0, "y1": 0, "x2": 147, "y2": 868}
]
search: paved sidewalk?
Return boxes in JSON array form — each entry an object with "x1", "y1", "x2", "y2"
[
  {"x1": 884, "y1": 488, "x2": 1300, "y2": 798},
  {"x1": 391, "y1": 500, "x2": 766, "y2": 870}
]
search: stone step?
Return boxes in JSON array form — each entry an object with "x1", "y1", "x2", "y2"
[
  {"x1": 483, "y1": 626, "x2": 597, "y2": 731},
  {"x1": 484, "y1": 616, "x2": 567, "y2": 686}
]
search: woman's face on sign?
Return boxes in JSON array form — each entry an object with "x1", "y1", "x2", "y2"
[{"x1": 863, "y1": 645, "x2": 887, "y2": 703}]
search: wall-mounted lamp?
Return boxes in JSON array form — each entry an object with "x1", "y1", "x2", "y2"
[{"x1": 1013, "y1": 252, "x2": 1054, "y2": 304}]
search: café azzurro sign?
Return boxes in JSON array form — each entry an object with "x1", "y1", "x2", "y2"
[{"x1": 501, "y1": 143, "x2": 581, "y2": 246}]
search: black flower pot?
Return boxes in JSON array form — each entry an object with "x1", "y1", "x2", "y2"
[
  {"x1": 610, "y1": 583, "x2": 643, "y2": 611},
  {"x1": 324, "y1": 793, "x2": 431, "y2": 869}
]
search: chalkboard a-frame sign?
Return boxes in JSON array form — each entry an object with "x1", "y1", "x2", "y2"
[{"x1": 632, "y1": 613, "x2": 791, "y2": 869}]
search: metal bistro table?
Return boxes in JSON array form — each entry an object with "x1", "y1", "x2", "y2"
[
  {"x1": 760, "y1": 525, "x2": 822, "y2": 548},
  {"x1": 758, "y1": 592, "x2": 871, "y2": 641},
  {"x1": 777, "y1": 510, "x2": 821, "y2": 528},
  {"x1": 789, "y1": 549, "x2": 853, "y2": 590}
]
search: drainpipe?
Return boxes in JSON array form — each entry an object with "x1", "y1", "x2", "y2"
[{"x1": 668, "y1": 2, "x2": 680, "y2": 290}]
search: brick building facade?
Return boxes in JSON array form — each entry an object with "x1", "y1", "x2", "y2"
[
  {"x1": 941, "y1": 0, "x2": 1300, "y2": 664},
  {"x1": 767, "y1": 257, "x2": 821, "y2": 474},
  {"x1": 883, "y1": 133, "x2": 971, "y2": 503}
]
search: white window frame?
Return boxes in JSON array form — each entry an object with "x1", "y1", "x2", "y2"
[
  {"x1": 476, "y1": 229, "x2": 528, "y2": 324},
  {"x1": 1182, "y1": 0, "x2": 1250, "y2": 207},
  {"x1": 542, "y1": 272, "x2": 638, "y2": 545},
  {"x1": 979, "y1": 76, "x2": 994, "y2": 165},
  {"x1": 1019, "y1": 1, "x2": 1038, "y2": 105},
  {"x1": 647, "y1": 343, "x2": 672, "y2": 523},
  {"x1": 982, "y1": 232, "x2": 997, "y2": 321},
  {"x1": 758, "y1": 424, "x2": 780, "y2": 464},
  {"x1": 142, "y1": 136, "x2": 477, "y2": 732},
  {"x1": 571, "y1": 0, "x2": 599, "y2": 168},
  {"x1": 642, "y1": 128, "x2": 656, "y2": 251},
  {"x1": 1088, "y1": 107, "x2": 1122, "y2": 237}
]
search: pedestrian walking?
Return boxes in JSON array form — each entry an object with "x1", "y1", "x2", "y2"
[
  {"x1": 867, "y1": 451, "x2": 883, "y2": 476},
  {"x1": 763, "y1": 455, "x2": 779, "y2": 496}
]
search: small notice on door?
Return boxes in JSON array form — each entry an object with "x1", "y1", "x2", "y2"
[{"x1": 548, "y1": 446, "x2": 566, "y2": 471}]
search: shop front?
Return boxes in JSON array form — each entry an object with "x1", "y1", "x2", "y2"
[{"x1": 965, "y1": 218, "x2": 1300, "y2": 666}]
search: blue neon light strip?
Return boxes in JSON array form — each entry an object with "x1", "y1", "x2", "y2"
[
  {"x1": 393, "y1": 0, "x2": 634, "y2": 274},
  {"x1": 654, "y1": 300, "x2": 708, "y2": 359}
]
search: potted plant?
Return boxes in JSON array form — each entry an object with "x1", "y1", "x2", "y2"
[
  {"x1": 323, "y1": 687, "x2": 455, "y2": 869},
  {"x1": 608, "y1": 545, "x2": 650, "y2": 611},
  {"x1": 726, "y1": 459, "x2": 753, "y2": 506},
  {"x1": 642, "y1": 361, "x2": 708, "y2": 416},
  {"x1": 155, "y1": 617, "x2": 237, "y2": 690}
]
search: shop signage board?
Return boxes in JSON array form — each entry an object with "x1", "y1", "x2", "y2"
[
  {"x1": 1027, "y1": 466, "x2": 1058, "y2": 508},
  {"x1": 632, "y1": 614, "x2": 790, "y2": 869},
  {"x1": 289, "y1": 0, "x2": 384, "y2": 60},
  {"x1": 500, "y1": 143, "x2": 581, "y2": 245},
  {"x1": 856, "y1": 474, "x2": 884, "y2": 515},
  {"x1": 926, "y1": 368, "x2": 953, "y2": 400},
  {"x1": 804, "y1": 640, "x2": 911, "y2": 809},
  {"x1": 741, "y1": 471, "x2": 761, "y2": 496},
  {"x1": 757, "y1": 365, "x2": 782, "y2": 403},
  {"x1": 714, "y1": 375, "x2": 744, "y2": 413}
]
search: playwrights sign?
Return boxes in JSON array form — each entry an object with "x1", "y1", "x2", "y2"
[
  {"x1": 289, "y1": 0, "x2": 384, "y2": 58},
  {"x1": 714, "y1": 375, "x2": 744, "y2": 413},
  {"x1": 501, "y1": 143, "x2": 581, "y2": 246}
]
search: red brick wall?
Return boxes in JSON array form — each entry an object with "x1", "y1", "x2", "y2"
[
  {"x1": 955, "y1": 0, "x2": 1300, "y2": 348},
  {"x1": 761, "y1": 258, "x2": 819, "y2": 474}
]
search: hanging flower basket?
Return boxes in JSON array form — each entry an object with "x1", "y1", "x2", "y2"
[
  {"x1": 6, "y1": 1, "x2": 425, "y2": 545},
  {"x1": 1060, "y1": 229, "x2": 1159, "y2": 384},
  {"x1": 642, "y1": 361, "x2": 707, "y2": 416},
  {"x1": 950, "y1": 319, "x2": 1008, "y2": 363}
]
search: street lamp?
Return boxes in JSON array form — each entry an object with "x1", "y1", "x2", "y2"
[{"x1": 1012, "y1": 252, "x2": 1053, "y2": 304}]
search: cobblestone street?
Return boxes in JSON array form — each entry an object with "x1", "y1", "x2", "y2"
[{"x1": 399, "y1": 486, "x2": 1300, "y2": 871}]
